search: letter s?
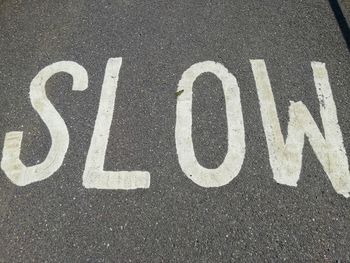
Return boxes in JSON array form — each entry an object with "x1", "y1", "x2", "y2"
[{"x1": 1, "y1": 61, "x2": 88, "y2": 186}]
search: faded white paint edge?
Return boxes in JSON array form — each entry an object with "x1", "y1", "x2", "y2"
[
  {"x1": 250, "y1": 59, "x2": 350, "y2": 198},
  {"x1": 83, "y1": 58, "x2": 150, "y2": 189},
  {"x1": 175, "y1": 61, "x2": 245, "y2": 187},
  {"x1": 1, "y1": 61, "x2": 88, "y2": 186}
]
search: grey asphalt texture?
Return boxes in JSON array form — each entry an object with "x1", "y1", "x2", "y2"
[{"x1": 1, "y1": 0, "x2": 350, "y2": 262}]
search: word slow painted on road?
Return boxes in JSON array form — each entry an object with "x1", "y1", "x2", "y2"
[{"x1": 1, "y1": 58, "x2": 350, "y2": 198}]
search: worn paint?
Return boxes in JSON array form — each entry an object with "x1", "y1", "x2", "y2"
[
  {"x1": 251, "y1": 59, "x2": 350, "y2": 198},
  {"x1": 1, "y1": 61, "x2": 88, "y2": 186},
  {"x1": 175, "y1": 61, "x2": 245, "y2": 187},
  {"x1": 83, "y1": 58, "x2": 150, "y2": 189}
]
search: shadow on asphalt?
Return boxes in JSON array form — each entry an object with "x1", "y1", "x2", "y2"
[{"x1": 329, "y1": 0, "x2": 350, "y2": 51}]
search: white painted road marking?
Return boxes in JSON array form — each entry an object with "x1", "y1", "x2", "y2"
[
  {"x1": 83, "y1": 58, "x2": 150, "y2": 189},
  {"x1": 175, "y1": 61, "x2": 245, "y2": 187},
  {"x1": 251, "y1": 60, "x2": 350, "y2": 198},
  {"x1": 1, "y1": 61, "x2": 88, "y2": 186},
  {"x1": 1, "y1": 58, "x2": 349, "y2": 198}
]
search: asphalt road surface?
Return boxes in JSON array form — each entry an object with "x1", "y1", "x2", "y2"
[{"x1": 1, "y1": 0, "x2": 350, "y2": 262}]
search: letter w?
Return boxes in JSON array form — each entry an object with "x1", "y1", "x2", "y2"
[{"x1": 251, "y1": 60, "x2": 350, "y2": 198}]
